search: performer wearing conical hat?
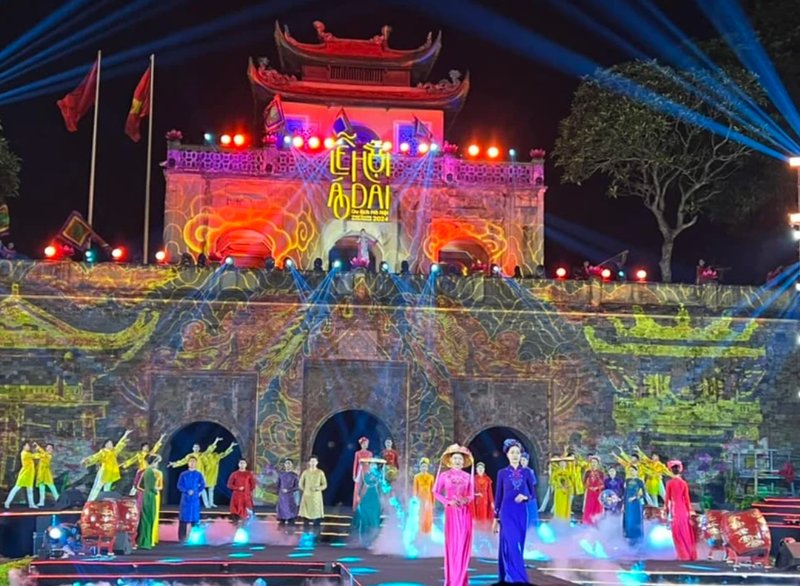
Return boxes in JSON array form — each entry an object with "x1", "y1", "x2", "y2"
[{"x1": 433, "y1": 444, "x2": 474, "y2": 586}]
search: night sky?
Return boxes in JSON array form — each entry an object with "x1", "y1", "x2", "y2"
[{"x1": 1, "y1": 0, "x2": 797, "y2": 283}]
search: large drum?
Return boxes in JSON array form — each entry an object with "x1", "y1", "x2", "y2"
[
  {"x1": 699, "y1": 510, "x2": 725, "y2": 547},
  {"x1": 722, "y1": 509, "x2": 772, "y2": 565},
  {"x1": 79, "y1": 500, "x2": 117, "y2": 539},
  {"x1": 115, "y1": 498, "x2": 140, "y2": 539},
  {"x1": 644, "y1": 506, "x2": 668, "y2": 524}
]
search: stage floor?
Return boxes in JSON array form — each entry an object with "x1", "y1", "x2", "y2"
[{"x1": 29, "y1": 542, "x2": 800, "y2": 586}]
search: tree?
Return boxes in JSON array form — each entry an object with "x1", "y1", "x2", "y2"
[
  {"x1": 553, "y1": 61, "x2": 760, "y2": 282},
  {"x1": 0, "y1": 119, "x2": 21, "y2": 205}
]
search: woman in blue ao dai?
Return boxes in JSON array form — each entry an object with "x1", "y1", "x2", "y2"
[{"x1": 493, "y1": 439, "x2": 536, "y2": 584}]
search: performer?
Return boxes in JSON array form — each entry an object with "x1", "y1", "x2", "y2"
[
  {"x1": 638, "y1": 449, "x2": 672, "y2": 506},
  {"x1": 550, "y1": 458, "x2": 574, "y2": 521},
  {"x1": 177, "y1": 456, "x2": 206, "y2": 542},
  {"x1": 381, "y1": 438, "x2": 400, "y2": 484},
  {"x1": 623, "y1": 465, "x2": 645, "y2": 545},
  {"x1": 352, "y1": 437, "x2": 372, "y2": 511},
  {"x1": 227, "y1": 458, "x2": 256, "y2": 522},
  {"x1": 4, "y1": 441, "x2": 42, "y2": 509},
  {"x1": 603, "y1": 466, "x2": 624, "y2": 515},
  {"x1": 433, "y1": 444, "x2": 474, "y2": 586},
  {"x1": 520, "y1": 452, "x2": 539, "y2": 528},
  {"x1": 664, "y1": 461, "x2": 697, "y2": 561},
  {"x1": 36, "y1": 443, "x2": 59, "y2": 507},
  {"x1": 203, "y1": 441, "x2": 237, "y2": 508},
  {"x1": 413, "y1": 457, "x2": 435, "y2": 534},
  {"x1": 152, "y1": 459, "x2": 164, "y2": 546},
  {"x1": 352, "y1": 459, "x2": 385, "y2": 547},
  {"x1": 276, "y1": 458, "x2": 300, "y2": 526},
  {"x1": 168, "y1": 438, "x2": 221, "y2": 509},
  {"x1": 493, "y1": 439, "x2": 536, "y2": 584},
  {"x1": 472, "y1": 462, "x2": 494, "y2": 527},
  {"x1": 582, "y1": 456, "x2": 605, "y2": 525},
  {"x1": 299, "y1": 455, "x2": 327, "y2": 531},
  {"x1": 136, "y1": 455, "x2": 161, "y2": 550},
  {"x1": 122, "y1": 434, "x2": 165, "y2": 497},
  {"x1": 82, "y1": 430, "x2": 132, "y2": 501}
]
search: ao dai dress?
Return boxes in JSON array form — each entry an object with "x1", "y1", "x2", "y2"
[
  {"x1": 582, "y1": 469, "x2": 605, "y2": 525},
  {"x1": 495, "y1": 465, "x2": 537, "y2": 584},
  {"x1": 433, "y1": 469, "x2": 474, "y2": 586},
  {"x1": 35, "y1": 448, "x2": 54, "y2": 486},
  {"x1": 665, "y1": 476, "x2": 697, "y2": 560},
  {"x1": 276, "y1": 471, "x2": 300, "y2": 521},
  {"x1": 551, "y1": 467, "x2": 574, "y2": 521},
  {"x1": 623, "y1": 478, "x2": 645, "y2": 543},
  {"x1": 299, "y1": 469, "x2": 327, "y2": 520},
  {"x1": 472, "y1": 474, "x2": 495, "y2": 524},
  {"x1": 413, "y1": 471, "x2": 435, "y2": 534}
]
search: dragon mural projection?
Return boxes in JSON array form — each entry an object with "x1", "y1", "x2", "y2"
[{"x1": 0, "y1": 261, "x2": 785, "y2": 505}]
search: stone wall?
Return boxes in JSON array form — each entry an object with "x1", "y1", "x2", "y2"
[{"x1": 0, "y1": 260, "x2": 797, "y2": 502}]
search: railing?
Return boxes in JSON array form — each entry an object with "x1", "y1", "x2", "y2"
[
  {"x1": 164, "y1": 144, "x2": 545, "y2": 187},
  {"x1": 0, "y1": 259, "x2": 797, "y2": 316}
]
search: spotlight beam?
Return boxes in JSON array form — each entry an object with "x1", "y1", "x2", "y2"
[
  {"x1": 0, "y1": 0, "x2": 96, "y2": 66},
  {"x1": 409, "y1": 0, "x2": 789, "y2": 161}
]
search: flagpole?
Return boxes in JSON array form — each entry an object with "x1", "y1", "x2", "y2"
[
  {"x1": 88, "y1": 50, "x2": 101, "y2": 226},
  {"x1": 143, "y1": 53, "x2": 154, "y2": 265}
]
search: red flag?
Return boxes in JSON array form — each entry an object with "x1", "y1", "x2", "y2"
[
  {"x1": 56, "y1": 58, "x2": 99, "y2": 132},
  {"x1": 125, "y1": 67, "x2": 151, "y2": 142}
]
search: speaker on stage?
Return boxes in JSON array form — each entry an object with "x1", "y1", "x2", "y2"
[
  {"x1": 113, "y1": 532, "x2": 132, "y2": 555},
  {"x1": 55, "y1": 490, "x2": 86, "y2": 510},
  {"x1": 776, "y1": 539, "x2": 800, "y2": 570},
  {"x1": 97, "y1": 491, "x2": 122, "y2": 501}
]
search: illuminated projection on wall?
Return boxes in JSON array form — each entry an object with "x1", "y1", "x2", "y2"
[
  {"x1": 0, "y1": 263, "x2": 793, "y2": 501},
  {"x1": 327, "y1": 132, "x2": 392, "y2": 222}
]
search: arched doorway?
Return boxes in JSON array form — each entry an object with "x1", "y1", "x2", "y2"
[
  {"x1": 328, "y1": 234, "x2": 382, "y2": 272},
  {"x1": 468, "y1": 426, "x2": 539, "y2": 485},
  {"x1": 215, "y1": 230, "x2": 272, "y2": 268},
  {"x1": 438, "y1": 238, "x2": 490, "y2": 274},
  {"x1": 311, "y1": 410, "x2": 391, "y2": 507},
  {"x1": 165, "y1": 421, "x2": 241, "y2": 506}
]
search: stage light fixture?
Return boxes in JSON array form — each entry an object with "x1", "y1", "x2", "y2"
[
  {"x1": 601, "y1": 268, "x2": 612, "y2": 279},
  {"x1": 636, "y1": 269, "x2": 647, "y2": 281},
  {"x1": 399, "y1": 142, "x2": 410, "y2": 153},
  {"x1": 793, "y1": 226, "x2": 800, "y2": 241},
  {"x1": 291, "y1": 136, "x2": 304, "y2": 148},
  {"x1": 382, "y1": 141, "x2": 392, "y2": 152},
  {"x1": 467, "y1": 144, "x2": 480, "y2": 157},
  {"x1": 283, "y1": 135, "x2": 292, "y2": 145},
  {"x1": 44, "y1": 245, "x2": 57, "y2": 259},
  {"x1": 233, "y1": 134, "x2": 245, "y2": 147},
  {"x1": 333, "y1": 259, "x2": 342, "y2": 269},
  {"x1": 155, "y1": 250, "x2": 166, "y2": 263},
  {"x1": 203, "y1": 133, "x2": 214, "y2": 143},
  {"x1": 48, "y1": 526, "x2": 63, "y2": 540},
  {"x1": 284, "y1": 258, "x2": 294, "y2": 269},
  {"x1": 431, "y1": 263, "x2": 440, "y2": 274},
  {"x1": 224, "y1": 256, "x2": 235, "y2": 266},
  {"x1": 111, "y1": 247, "x2": 125, "y2": 261},
  {"x1": 555, "y1": 267, "x2": 567, "y2": 279},
  {"x1": 84, "y1": 250, "x2": 96, "y2": 263},
  {"x1": 380, "y1": 261, "x2": 389, "y2": 273},
  {"x1": 487, "y1": 146, "x2": 500, "y2": 159},
  {"x1": 790, "y1": 157, "x2": 800, "y2": 168},
  {"x1": 509, "y1": 149, "x2": 517, "y2": 158},
  {"x1": 308, "y1": 136, "x2": 321, "y2": 149},
  {"x1": 418, "y1": 142, "x2": 429, "y2": 154},
  {"x1": 220, "y1": 134, "x2": 232, "y2": 146},
  {"x1": 790, "y1": 213, "x2": 800, "y2": 224},
  {"x1": 323, "y1": 137, "x2": 335, "y2": 149},
  {"x1": 430, "y1": 143, "x2": 439, "y2": 152},
  {"x1": 795, "y1": 282, "x2": 800, "y2": 292},
  {"x1": 491, "y1": 264, "x2": 501, "y2": 275}
]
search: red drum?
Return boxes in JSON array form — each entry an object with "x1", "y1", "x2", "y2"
[
  {"x1": 699, "y1": 510, "x2": 725, "y2": 547},
  {"x1": 722, "y1": 509, "x2": 772, "y2": 566},
  {"x1": 644, "y1": 506, "x2": 668, "y2": 523},
  {"x1": 115, "y1": 498, "x2": 140, "y2": 539},
  {"x1": 80, "y1": 500, "x2": 117, "y2": 539}
]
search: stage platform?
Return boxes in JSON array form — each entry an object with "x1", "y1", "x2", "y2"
[{"x1": 28, "y1": 542, "x2": 800, "y2": 586}]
